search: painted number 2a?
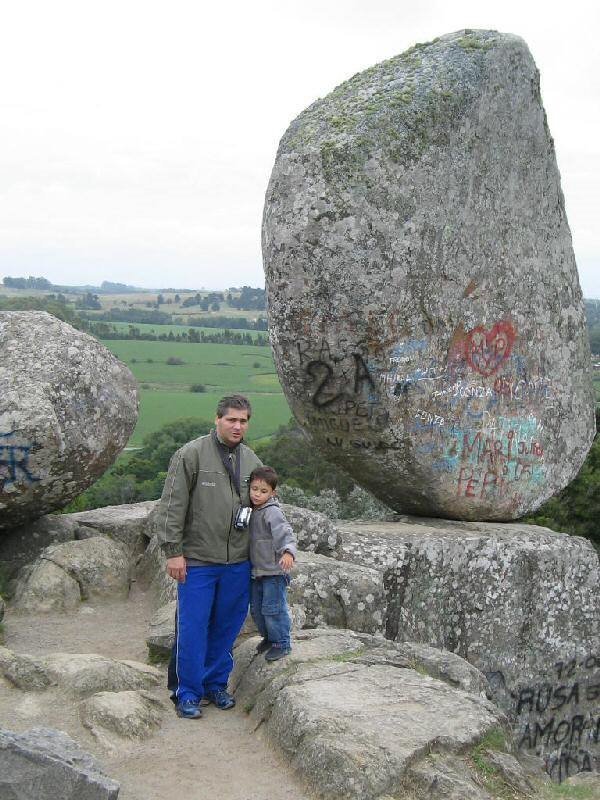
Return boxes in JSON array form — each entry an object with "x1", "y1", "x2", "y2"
[{"x1": 306, "y1": 354, "x2": 374, "y2": 408}]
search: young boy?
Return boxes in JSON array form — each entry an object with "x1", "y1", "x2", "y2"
[{"x1": 248, "y1": 466, "x2": 296, "y2": 661}]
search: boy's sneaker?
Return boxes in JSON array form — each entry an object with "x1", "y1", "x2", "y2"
[
  {"x1": 255, "y1": 638, "x2": 270, "y2": 654},
  {"x1": 176, "y1": 700, "x2": 202, "y2": 719},
  {"x1": 265, "y1": 645, "x2": 291, "y2": 662},
  {"x1": 204, "y1": 688, "x2": 236, "y2": 710}
]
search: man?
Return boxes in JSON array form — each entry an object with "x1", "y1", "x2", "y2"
[{"x1": 156, "y1": 394, "x2": 262, "y2": 719}]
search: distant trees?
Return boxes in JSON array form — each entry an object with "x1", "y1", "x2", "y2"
[
  {"x1": 228, "y1": 286, "x2": 266, "y2": 311},
  {"x1": 75, "y1": 292, "x2": 102, "y2": 310},
  {"x1": 3, "y1": 275, "x2": 52, "y2": 290},
  {"x1": 63, "y1": 418, "x2": 214, "y2": 512}
]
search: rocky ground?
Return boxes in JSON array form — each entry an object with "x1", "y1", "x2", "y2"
[{"x1": 0, "y1": 586, "x2": 312, "y2": 800}]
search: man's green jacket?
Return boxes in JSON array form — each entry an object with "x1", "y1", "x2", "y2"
[{"x1": 156, "y1": 432, "x2": 262, "y2": 563}]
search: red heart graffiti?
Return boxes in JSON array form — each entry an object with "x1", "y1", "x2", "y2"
[{"x1": 465, "y1": 321, "x2": 515, "y2": 377}]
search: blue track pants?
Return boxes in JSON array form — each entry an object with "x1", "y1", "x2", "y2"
[{"x1": 172, "y1": 561, "x2": 251, "y2": 704}]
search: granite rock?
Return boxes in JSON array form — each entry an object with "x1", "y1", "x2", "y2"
[
  {"x1": 0, "y1": 647, "x2": 162, "y2": 696},
  {"x1": 0, "y1": 311, "x2": 138, "y2": 530},
  {"x1": 79, "y1": 690, "x2": 163, "y2": 745},
  {"x1": 0, "y1": 726, "x2": 120, "y2": 799},
  {"x1": 13, "y1": 536, "x2": 131, "y2": 613},
  {"x1": 0, "y1": 515, "x2": 82, "y2": 593},
  {"x1": 263, "y1": 30, "x2": 595, "y2": 520},
  {"x1": 231, "y1": 628, "x2": 512, "y2": 800},
  {"x1": 335, "y1": 517, "x2": 600, "y2": 781},
  {"x1": 290, "y1": 550, "x2": 386, "y2": 634}
]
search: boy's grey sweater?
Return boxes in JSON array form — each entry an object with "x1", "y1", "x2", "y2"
[{"x1": 249, "y1": 496, "x2": 297, "y2": 577}]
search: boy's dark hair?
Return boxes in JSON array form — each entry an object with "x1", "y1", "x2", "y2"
[
  {"x1": 249, "y1": 465, "x2": 279, "y2": 490},
  {"x1": 216, "y1": 394, "x2": 252, "y2": 418}
]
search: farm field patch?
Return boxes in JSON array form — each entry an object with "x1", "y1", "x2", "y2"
[
  {"x1": 99, "y1": 338, "x2": 288, "y2": 445},
  {"x1": 131, "y1": 390, "x2": 290, "y2": 446}
]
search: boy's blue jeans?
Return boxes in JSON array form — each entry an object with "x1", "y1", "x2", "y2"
[{"x1": 250, "y1": 574, "x2": 291, "y2": 649}]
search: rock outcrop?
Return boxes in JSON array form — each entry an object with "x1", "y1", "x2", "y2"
[
  {"x1": 335, "y1": 517, "x2": 600, "y2": 782},
  {"x1": 232, "y1": 629, "x2": 538, "y2": 800},
  {"x1": 13, "y1": 537, "x2": 131, "y2": 613},
  {"x1": 263, "y1": 29, "x2": 595, "y2": 520},
  {"x1": 0, "y1": 311, "x2": 138, "y2": 530},
  {"x1": 0, "y1": 726, "x2": 120, "y2": 799}
]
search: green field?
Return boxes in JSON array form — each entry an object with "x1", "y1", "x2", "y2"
[
  {"x1": 131, "y1": 390, "x2": 290, "y2": 446},
  {"x1": 99, "y1": 338, "x2": 289, "y2": 445}
]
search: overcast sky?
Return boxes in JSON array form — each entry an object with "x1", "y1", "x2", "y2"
[{"x1": 1, "y1": 0, "x2": 598, "y2": 297}]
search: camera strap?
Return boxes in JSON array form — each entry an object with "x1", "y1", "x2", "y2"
[{"x1": 212, "y1": 430, "x2": 242, "y2": 499}]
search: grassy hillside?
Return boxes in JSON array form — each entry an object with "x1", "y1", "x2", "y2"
[{"x1": 99, "y1": 338, "x2": 288, "y2": 446}]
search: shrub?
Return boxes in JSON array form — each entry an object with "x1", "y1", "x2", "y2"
[
  {"x1": 190, "y1": 384, "x2": 206, "y2": 393},
  {"x1": 166, "y1": 356, "x2": 185, "y2": 365}
]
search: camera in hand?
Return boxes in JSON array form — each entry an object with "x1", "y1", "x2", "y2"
[{"x1": 234, "y1": 506, "x2": 252, "y2": 530}]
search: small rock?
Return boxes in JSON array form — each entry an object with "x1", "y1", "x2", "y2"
[
  {"x1": 146, "y1": 600, "x2": 176, "y2": 661},
  {"x1": 0, "y1": 726, "x2": 120, "y2": 799},
  {"x1": 13, "y1": 536, "x2": 131, "y2": 613},
  {"x1": 80, "y1": 690, "x2": 163, "y2": 744},
  {"x1": 0, "y1": 515, "x2": 81, "y2": 592}
]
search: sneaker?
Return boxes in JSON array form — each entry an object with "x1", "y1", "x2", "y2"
[
  {"x1": 204, "y1": 688, "x2": 236, "y2": 710},
  {"x1": 255, "y1": 638, "x2": 270, "y2": 654},
  {"x1": 264, "y1": 645, "x2": 291, "y2": 662},
  {"x1": 176, "y1": 700, "x2": 202, "y2": 719}
]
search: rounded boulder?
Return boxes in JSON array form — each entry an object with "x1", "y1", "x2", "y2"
[
  {"x1": 0, "y1": 311, "x2": 138, "y2": 529},
  {"x1": 263, "y1": 30, "x2": 595, "y2": 520}
]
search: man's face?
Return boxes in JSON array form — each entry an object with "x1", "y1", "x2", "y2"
[{"x1": 215, "y1": 407, "x2": 249, "y2": 447}]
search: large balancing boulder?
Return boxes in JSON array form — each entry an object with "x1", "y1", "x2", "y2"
[
  {"x1": 0, "y1": 312, "x2": 137, "y2": 529},
  {"x1": 263, "y1": 30, "x2": 595, "y2": 520}
]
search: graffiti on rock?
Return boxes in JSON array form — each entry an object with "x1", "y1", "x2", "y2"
[
  {"x1": 490, "y1": 656, "x2": 600, "y2": 782},
  {"x1": 465, "y1": 321, "x2": 515, "y2": 377},
  {"x1": 0, "y1": 432, "x2": 39, "y2": 488}
]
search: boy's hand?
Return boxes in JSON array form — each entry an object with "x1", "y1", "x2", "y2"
[
  {"x1": 167, "y1": 555, "x2": 187, "y2": 583},
  {"x1": 279, "y1": 552, "x2": 294, "y2": 572}
]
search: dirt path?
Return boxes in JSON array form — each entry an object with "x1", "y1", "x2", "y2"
[{"x1": 0, "y1": 588, "x2": 313, "y2": 800}]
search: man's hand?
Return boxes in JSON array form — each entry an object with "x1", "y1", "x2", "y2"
[
  {"x1": 279, "y1": 552, "x2": 294, "y2": 573},
  {"x1": 167, "y1": 555, "x2": 187, "y2": 583}
]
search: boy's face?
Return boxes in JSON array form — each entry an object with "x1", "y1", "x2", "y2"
[{"x1": 249, "y1": 478, "x2": 276, "y2": 508}]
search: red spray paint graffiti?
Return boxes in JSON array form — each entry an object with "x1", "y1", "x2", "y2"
[{"x1": 465, "y1": 321, "x2": 515, "y2": 377}]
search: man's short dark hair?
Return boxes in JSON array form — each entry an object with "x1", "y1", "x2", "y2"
[
  {"x1": 249, "y1": 465, "x2": 278, "y2": 490},
  {"x1": 216, "y1": 394, "x2": 252, "y2": 419}
]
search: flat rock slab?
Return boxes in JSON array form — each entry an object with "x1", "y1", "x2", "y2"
[
  {"x1": 336, "y1": 517, "x2": 600, "y2": 781},
  {"x1": 68, "y1": 501, "x2": 158, "y2": 555},
  {"x1": 231, "y1": 628, "x2": 517, "y2": 800},
  {"x1": 263, "y1": 29, "x2": 595, "y2": 520},
  {"x1": 0, "y1": 311, "x2": 138, "y2": 529},
  {"x1": 0, "y1": 647, "x2": 162, "y2": 696},
  {"x1": 0, "y1": 726, "x2": 120, "y2": 799}
]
